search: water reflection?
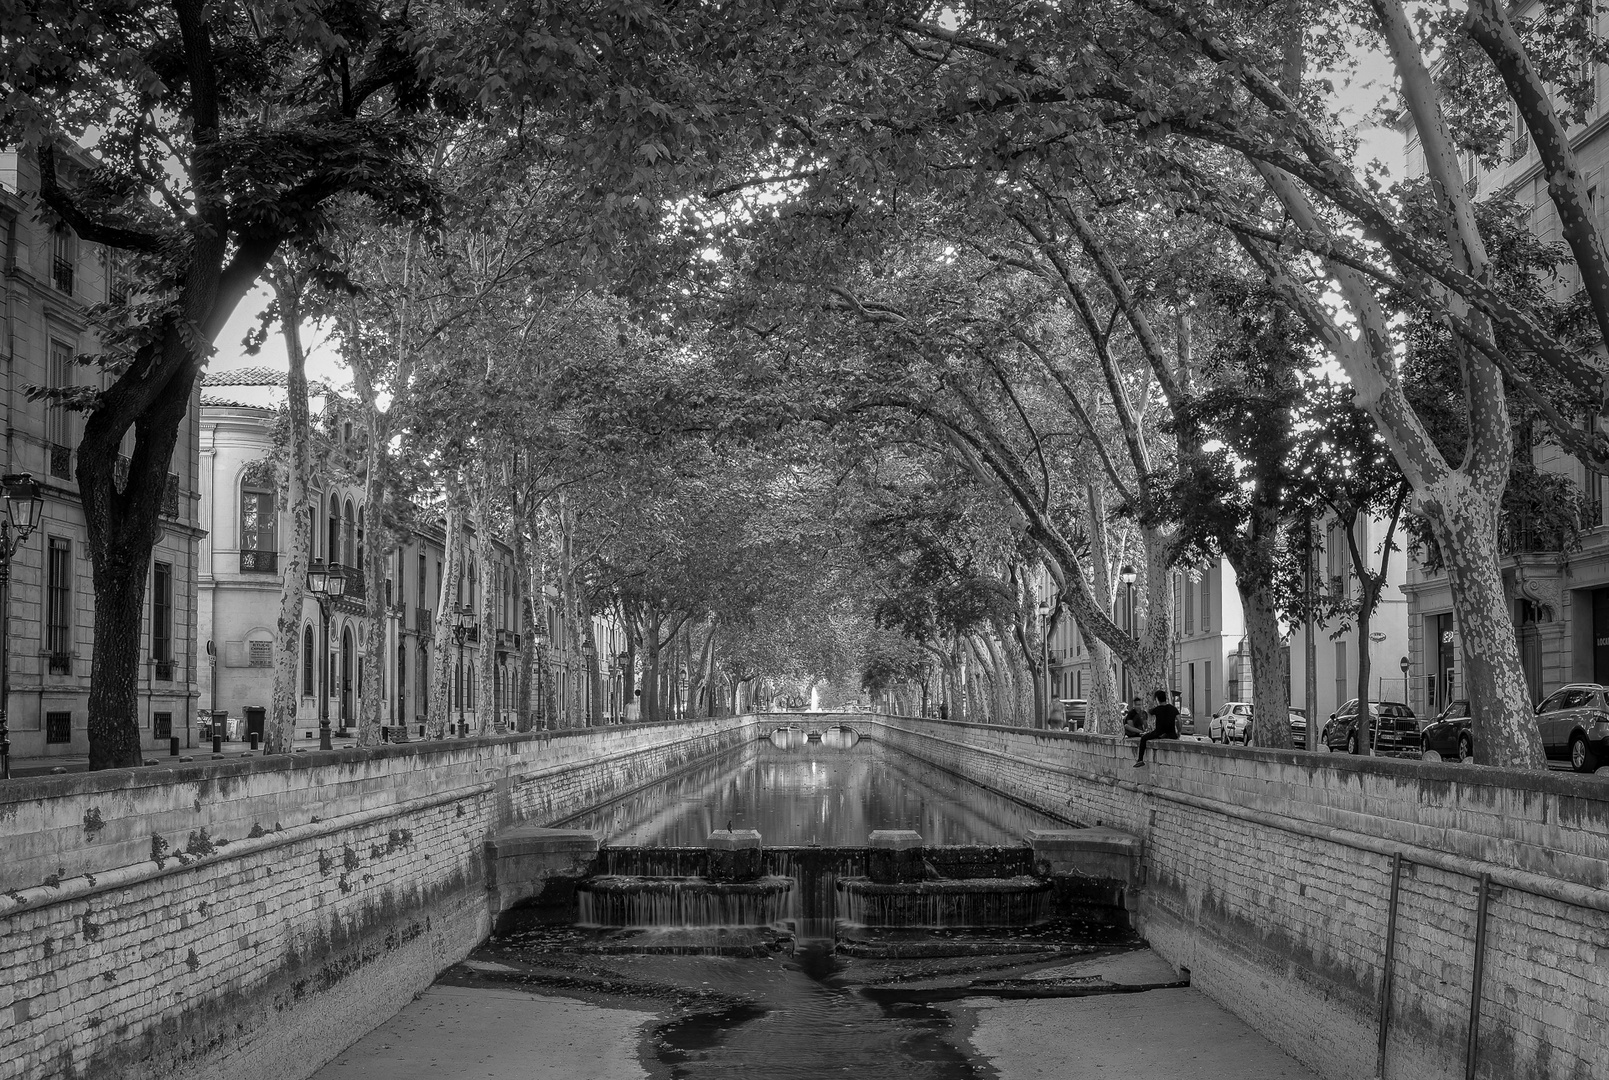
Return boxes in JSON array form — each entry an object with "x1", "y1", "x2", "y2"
[{"x1": 559, "y1": 740, "x2": 1071, "y2": 846}]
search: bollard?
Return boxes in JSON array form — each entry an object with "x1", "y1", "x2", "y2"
[
  {"x1": 212, "y1": 734, "x2": 222, "y2": 754},
  {"x1": 169, "y1": 736, "x2": 180, "y2": 757},
  {"x1": 249, "y1": 732, "x2": 259, "y2": 751}
]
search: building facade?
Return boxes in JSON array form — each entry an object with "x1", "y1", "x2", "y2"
[
  {"x1": 1, "y1": 146, "x2": 202, "y2": 758},
  {"x1": 198, "y1": 369, "x2": 620, "y2": 733}
]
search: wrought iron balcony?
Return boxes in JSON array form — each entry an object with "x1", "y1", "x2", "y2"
[
  {"x1": 154, "y1": 659, "x2": 175, "y2": 681},
  {"x1": 239, "y1": 549, "x2": 278, "y2": 573},
  {"x1": 496, "y1": 629, "x2": 521, "y2": 651},
  {"x1": 1510, "y1": 132, "x2": 1530, "y2": 161},
  {"x1": 47, "y1": 652, "x2": 71, "y2": 676}
]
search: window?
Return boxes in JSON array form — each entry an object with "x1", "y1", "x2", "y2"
[
  {"x1": 418, "y1": 553, "x2": 427, "y2": 609},
  {"x1": 327, "y1": 494, "x2": 340, "y2": 563},
  {"x1": 153, "y1": 712, "x2": 172, "y2": 739},
  {"x1": 248, "y1": 641, "x2": 272, "y2": 668},
  {"x1": 46, "y1": 537, "x2": 72, "y2": 668},
  {"x1": 240, "y1": 465, "x2": 276, "y2": 553},
  {"x1": 47, "y1": 340, "x2": 73, "y2": 478},
  {"x1": 302, "y1": 625, "x2": 314, "y2": 695},
  {"x1": 51, "y1": 225, "x2": 75, "y2": 294},
  {"x1": 397, "y1": 644, "x2": 407, "y2": 719},
  {"x1": 1335, "y1": 640, "x2": 1348, "y2": 710},
  {"x1": 1184, "y1": 574, "x2": 1194, "y2": 635},
  {"x1": 1204, "y1": 660, "x2": 1212, "y2": 716},
  {"x1": 46, "y1": 711, "x2": 72, "y2": 744},
  {"x1": 343, "y1": 500, "x2": 356, "y2": 566},
  {"x1": 152, "y1": 561, "x2": 172, "y2": 668},
  {"x1": 1200, "y1": 572, "x2": 1211, "y2": 634}
]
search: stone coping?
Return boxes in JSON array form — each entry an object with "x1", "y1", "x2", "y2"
[
  {"x1": 866, "y1": 713, "x2": 1609, "y2": 804},
  {"x1": 0, "y1": 716, "x2": 757, "y2": 805}
]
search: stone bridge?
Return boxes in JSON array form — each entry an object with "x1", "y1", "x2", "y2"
[{"x1": 1, "y1": 712, "x2": 1604, "y2": 1080}]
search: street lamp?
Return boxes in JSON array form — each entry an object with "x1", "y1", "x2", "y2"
[
  {"x1": 451, "y1": 604, "x2": 477, "y2": 736},
  {"x1": 306, "y1": 559, "x2": 347, "y2": 750},
  {"x1": 0, "y1": 475, "x2": 43, "y2": 779},
  {"x1": 1118, "y1": 565, "x2": 1138, "y2": 703}
]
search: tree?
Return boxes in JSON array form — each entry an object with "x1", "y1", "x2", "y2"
[{"x1": 4, "y1": 1, "x2": 439, "y2": 767}]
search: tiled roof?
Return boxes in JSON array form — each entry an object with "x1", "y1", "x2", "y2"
[
  {"x1": 203, "y1": 366, "x2": 286, "y2": 387},
  {"x1": 200, "y1": 392, "x2": 270, "y2": 409}
]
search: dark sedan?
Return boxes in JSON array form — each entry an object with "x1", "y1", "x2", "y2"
[
  {"x1": 1420, "y1": 699, "x2": 1473, "y2": 763},
  {"x1": 1321, "y1": 699, "x2": 1419, "y2": 755}
]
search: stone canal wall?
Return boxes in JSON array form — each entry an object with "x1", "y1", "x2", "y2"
[
  {"x1": 865, "y1": 714, "x2": 1609, "y2": 1080},
  {"x1": 0, "y1": 716, "x2": 757, "y2": 1080}
]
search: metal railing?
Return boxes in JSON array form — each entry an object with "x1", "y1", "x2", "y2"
[
  {"x1": 47, "y1": 652, "x2": 71, "y2": 676},
  {"x1": 239, "y1": 549, "x2": 278, "y2": 573},
  {"x1": 154, "y1": 659, "x2": 175, "y2": 681},
  {"x1": 48, "y1": 443, "x2": 71, "y2": 481}
]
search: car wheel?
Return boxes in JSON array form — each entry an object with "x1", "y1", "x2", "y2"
[
  {"x1": 1457, "y1": 736, "x2": 1474, "y2": 764},
  {"x1": 1570, "y1": 734, "x2": 1601, "y2": 773},
  {"x1": 1346, "y1": 732, "x2": 1360, "y2": 755},
  {"x1": 1241, "y1": 728, "x2": 1253, "y2": 745}
]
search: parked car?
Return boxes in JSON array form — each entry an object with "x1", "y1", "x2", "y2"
[
  {"x1": 1321, "y1": 699, "x2": 1420, "y2": 755},
  {"x1": 1288, "y1": 708, "x2": 1308, "y2": 749},
  {"x1": 1208, "y1": 702, "x2": 1254, "y2": 744},
  {"x1": 1060, "y1": 699, "x2": 1089, "y2": 730},
  {"x1": 1420, "y1": 699, "x2": 1473, "y2": 763},
  {"x1": 1176, "y1": 705, "x2": 1195, "y2": 737},
  {"x1": 1534, "y1": 684, "x2": 1609, "y2": 772}
]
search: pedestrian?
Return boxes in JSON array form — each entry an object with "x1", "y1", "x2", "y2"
[
  {"x1": 624, "y1": 689, "x2": 642, "y2": 723},
  {"x1": 938, "y1": 701, "x2": 949, "y2": 720},
  {"x1": 1047, "y1": 697, "x2": 1067, "y2": 729},
  {"x1": 1122, "y1": 697, "x2": 1147, "y2": 738},
  {"x1": 1134, "y1": 689, "x2": 1180, "y2": 766}
]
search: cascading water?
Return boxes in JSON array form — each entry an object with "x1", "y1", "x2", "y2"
[{"x1": 576, "y1": 875, "x2": 794, "y2": 928}]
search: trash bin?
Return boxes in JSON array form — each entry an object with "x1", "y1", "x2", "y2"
[
  {"x1": 243, "y1": 706, "x2": 266, "y2": 744},
  {"x1": 212, "y1": 710, "x2": 231, "y2": 742}
]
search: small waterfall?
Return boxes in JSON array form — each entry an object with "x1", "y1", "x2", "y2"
[
  {"x1": 837, "y1": 876, "x2": 1053, "y2": 929},
  {"x1": 769, "y1": 847, "x2": 870, "y2": 941},
  {"x1": 598, "y1": 847, "x2": 708, "y2": 877},
  {"x1": 576, "y1": 875, "x2": 794, "y2": 928}
]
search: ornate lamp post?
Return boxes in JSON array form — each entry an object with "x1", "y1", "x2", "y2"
[
  {"x1": 451, "y1": 604, "x2": 476, "y2": 736},
  {"x1": 1118, "y1": 564, "x2": 1138, "y2": 701},
  {"x1": 306, "y1": 559, "x2": 347, "y2": 751},
  {"x1": 529, "y1": 621, "x2": 550, "y2": 728},
  {"x1": 0, "y1": 475, "x2": 43, "y2": 779},
  {"x1": 615, "y1": 651, "x2": 628, "y2": 723}
]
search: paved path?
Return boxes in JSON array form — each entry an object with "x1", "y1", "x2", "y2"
[
  {"x1": 310, "y1": 984, "x2": 656, "y2": 1080},
  {"x1": 304, "y1": 948, "x2": 1316, "y2": 1080}
]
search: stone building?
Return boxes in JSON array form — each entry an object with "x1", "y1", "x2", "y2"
[
  {"x1": 198, "y1": 367, "x2": 623, "y2": 732},
  {"x1": 1, "y1": 145, "x2": 202, "y2": 759}
]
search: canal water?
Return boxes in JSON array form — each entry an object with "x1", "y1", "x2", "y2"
[{"x1": 559, "y1": 727, "x2": 1072, "y2": 846}]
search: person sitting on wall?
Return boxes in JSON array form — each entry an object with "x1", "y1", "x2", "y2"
[
  {"x1": 1134, "y1": 689, "x2": 1180, "y2": 767},
  {"x1": 1122, "y1": 697, "x2": 1147, "y2": 738},
  {"x1": 1047, "y1": 698, "x2": 1067, "y2": 729}
]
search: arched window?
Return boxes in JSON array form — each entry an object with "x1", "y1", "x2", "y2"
[
  {"x1": 468, "y1": 566, "x2": 476, "y2": 611},
  {"x1": 239, "y1": 460, "x2": 276, "y2": 560},
  {"x1": 397, "y1": 643, "x2": 407, "y2": 720},
  {"x1": 343, "y1": 500, "x2": 356, "y2": 566},
  {"x1": 327, "y1": 494, "x2": 340, "y2": 564},
  {"x1": 302, "y1": 625, "x2": 314, "y2": 695},
  {"x1": 357, "y1": 506, "x2": 365, "y2": 568}
]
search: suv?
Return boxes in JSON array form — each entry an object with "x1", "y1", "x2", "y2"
[
  {"x1": 1208, "y1": 702, "x2": 1254, "y2": 744},
  {"x1": 1534, "y1": 684, "x2": 1609, "y2": 772},
  {"x1": 1322, "y1": 699, "x2": 1419, "y2": 755}
]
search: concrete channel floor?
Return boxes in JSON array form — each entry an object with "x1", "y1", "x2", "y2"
[{"x1": 309, "y1": 947, "x2": 1317, "y2": 1080}]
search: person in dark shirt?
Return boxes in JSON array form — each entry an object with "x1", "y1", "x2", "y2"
[
  {"x1": 1122, "y1": 697, "x2": 1147, "y2": 738},
  {"x1": 1135, "y1": 689, "x2": 1180, "y2": 766}
]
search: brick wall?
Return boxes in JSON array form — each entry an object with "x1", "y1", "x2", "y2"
[
  {"x1": 867, "y1": 714, "x2": 1609, "y2": 1080},
  {"x1": 0, "y1": 717, "x2": 757, "y2": 1080}
]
